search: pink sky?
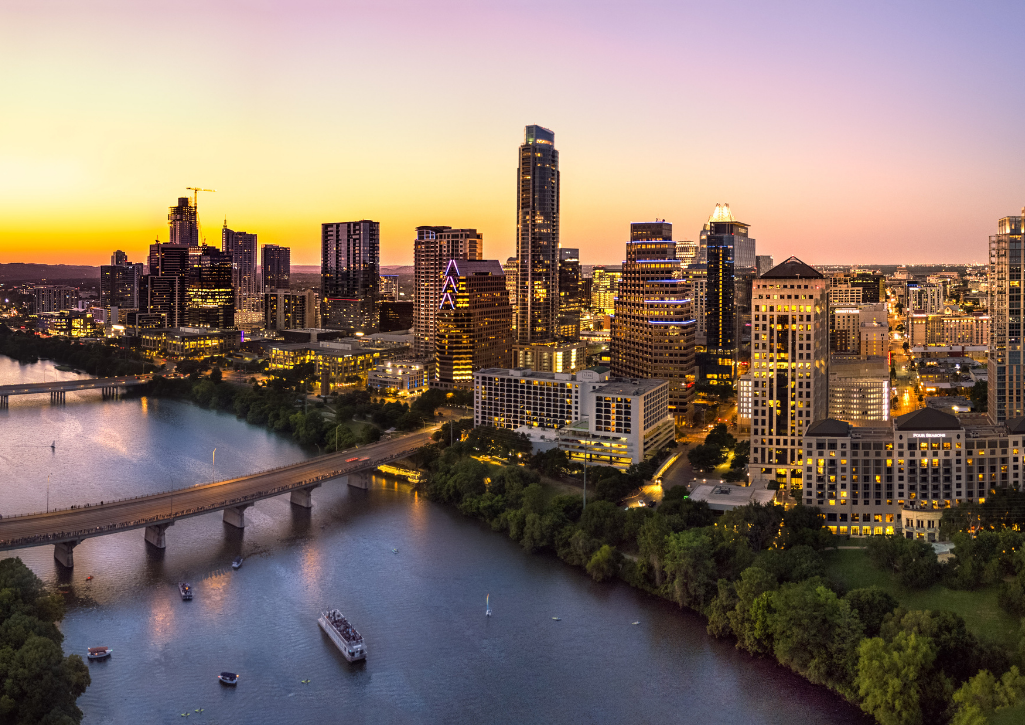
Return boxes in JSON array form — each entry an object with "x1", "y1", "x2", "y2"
[{"x1": 0, "y1": 0, "x2": 1022, "y2": 267}]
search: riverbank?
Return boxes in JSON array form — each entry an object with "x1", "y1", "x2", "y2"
[
  {"x1": 415, "y1": 432, "x2": 1025, "y2": 725},
  {"x1": 0, "y1": 325, "x2": 154, "y2": 376}
]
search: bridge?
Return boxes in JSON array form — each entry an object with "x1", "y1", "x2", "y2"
[
  {"x1": 0, "y1": 430, "x2": 434, "y2": 567},
  {"x1": 0, "y1": 375, "x2": 150, "y2": 407}
]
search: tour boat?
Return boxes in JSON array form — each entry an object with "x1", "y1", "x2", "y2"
[
  {"x1": 217, "y1": 672, "x2": 239, "y2": 685},
  {"x1": 486, "y1": 594, "x2": 491, "y2": 617},
  {"x1": 232, "y1": 556, "x2": 243, "y2": 570},
  {"x1": 318, "y1": 609, "x2": 366, "y2": 662},
  {"x1": 178, "y1": 582, "x2": 193, "y2": 601},
  {"x1": 87, "y1": 646, "x2": 111, "y2": 660}
]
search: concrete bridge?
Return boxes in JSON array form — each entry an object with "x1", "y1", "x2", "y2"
[
  {"x1": 0, "y1": 375, "x2": 150, "y2": 407},
  {"x1": 0, "y1": 430, "x2": 434, "y2": 567}
]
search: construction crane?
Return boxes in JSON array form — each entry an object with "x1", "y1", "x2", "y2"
[{"x1": 186, "y1": 187, "x2": 216, "y2": 245}]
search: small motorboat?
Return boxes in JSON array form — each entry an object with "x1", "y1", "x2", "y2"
[
  {"x1": 217, "y1": 672, "x2": 239, "y2": 685},
  {"x1": 551, "y1": 617, "x2": 561, "y2": 621},
  {"x1": 87, "y1": 646, "x2": 112, "y2": 660},
  {"x1": 486, "y1": 593, "x2": 491, "y2": 617},
  {"x1": 178, "y1": 582, "x2": 193, "y2": 601},
  {"x1": 231, "y1": 556, "x2": 243, "y2": 570}
]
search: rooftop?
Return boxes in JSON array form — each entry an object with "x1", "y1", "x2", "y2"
[
  {"x1": 806, "y1": 419, "x2": 852, "y2": 437},
  {"x1": 894, "y1": 407, "x2": 962, "y2": 431},
  {"x1": 688, "y1": 483, "x2": 777, "y2": 511},
  {"x1": 760, "y1": 256, "x2": 823, "y2": 279},
  {"x1": 594, "y1": 379, "x2": 668, "y2": 397}
]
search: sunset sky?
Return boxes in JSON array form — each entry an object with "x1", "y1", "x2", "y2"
[{"x1": 1, "y1": 0, "x2": 1023, "y2": 267}]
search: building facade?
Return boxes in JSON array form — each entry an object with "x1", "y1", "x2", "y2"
[
  {"x1": 264, "y1": 290, "x2": 319, "y2": 331},
  {"x1": 705, "y1": 203, "x2": 752, "y2": 385},
  {"x1": 322, "y1": 220, "x2": 380, "y2": 334},
  {"x1": 434, "y1": 259, "x2": 514, "y2": 389},
  {"x1": 412, "y1": 226, "x2": 483, "y2": 358},
  {"x1": 557, "y1": 248, "x2": 581, "y2": 340},
  {"x1": 828, "y1": 358, "x2": 890, "y2": 424},
  {"x1": 262, "y1": 244, "x2": 290, "y2": 291},
  {"x1": 186, "y1": 246, "x2": 235, "y2": 329},
  {"x1": 609, "y1": 222, "x2": 696, "y2": 419},
  {"x1": 515, "y1": 125, "x2": 560, "y2": 344},
  {"x1": 168, "y1": 197, "x2": 199, "y2": 247},
  {"x1": 31, "y1": 285, "x2": 78, "y2": 314},
  {"x1": 222, "y1": 223, "x2": 258, "y2": 301},
  {"x1": 748, "y1": 257, "x2": 830, "y2": 493},
  {"x1": 987, "y1": 211, "x2": 1023, "y2": 422}
]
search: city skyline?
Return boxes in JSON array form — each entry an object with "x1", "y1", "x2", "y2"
[{"x1": 3, "y1": 2, "x2": 1024, "y2": 267}]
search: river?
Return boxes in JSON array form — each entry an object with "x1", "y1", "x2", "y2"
[{"x1": 0, "y1": 356, "x2": 868, "y2": 724}]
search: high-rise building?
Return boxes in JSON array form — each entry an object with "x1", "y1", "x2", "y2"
[
  {"x1": 684, "y1": 266, "x2": 708, "y2": 344},
  {"x1": 756, "y1": 255, "x2": 774, "y2": 277},
  {"x1": 143, "y1": 243, "x2": 191, "y2": 328},
  {"x1": 186, "y1": 245, "x2": 235, "y2": 329},
  {"x1": 590, "y1": 266, "x2": 620, "y2": 316},
  {"x1": 379, "y1": 275, "x2": 399, "y2": 302},
  {"x1": 222, "y1": 222, "x2": 258, "y2": 301},
  {"x1": 412, "y1": 226, "x2": 482, "y2": 358},
  {"x1": 379, "y1": 301, "x2": 414, "y2": 332},
  {"x1": 676, "y1": 240, "x2": 699, "y2": 266},
  {"x1": 111, "y1": 250, "x2": 128, "y2": 266},
  {"x1": 262, "y1": 244, "x2": 290, "y2": 291},
  {"x1": 434, "y1": 259, "x2": 513, "y2": 389},
  {"x1": 828, "y1": 358, "x2": 890, "y2": 424},
  {"x1": 557, "y1": 248, "x2": 581, "y2": 340},
  {"x1": 988, "y1": 211, "x2": 1024, "y2": 422},
  {"x1": 322, "y1": 220, "x2": 380, "y2": 334},
  {"x1": 100, "y1": 257, "x2": 142, "y2": 321},
  {"x1": 503, "y1": 257, "x2": 518, "y2": 313},
  {"x1": 705, "y1": 203, "x2": 753, "y2": 384},
  {"x1": 264, "y1": 289, "x2": 319, "y2": 331},
  {"x1": 515, "y1": 125, "x2": 559, "y2": 344},
  {"x1": 168, "y1": 197, "x2": 199, "y2": 247},
  {"x1": 850, "y1": 273, "x2": 886, "y2": 304},
  {"x1": 610, "y1": 222, "x2": 696, "y2": 419},
  {"x1": 748, "y1": 256, "x2": 829, "y2": 495},
  {"x1": 31, "y1": 286, "x2": 77, "y2": 314}
]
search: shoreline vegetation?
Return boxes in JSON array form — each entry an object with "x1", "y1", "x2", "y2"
[{"x1": 413, "y1": 429, "x2": 1025, "y2": 725}]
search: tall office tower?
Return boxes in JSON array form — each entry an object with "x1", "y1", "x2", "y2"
[
  {"x1": 705, "y1": 203, "x2": 752, "y2": 385},
  {"x1": 264, "y1": 289, "x2": 319, "y2": 331},
  {"x1": 435, "y1": 260, "x2": 513, "y2": 388},
  {"x1": 379, "y1": 275, "x2": 399, "y2": 302},
  {"x1": 748, "y1": 257, "x2": 829, "y2": 495},
  {"x1": 144, "y1": 243, "x2": 191, "y2": 327},
  {"x1": 221, "y1": 222, "x2": 258, "y2": 301},
  {"x1": 503, "y1": 257, "x2": 518, "y2": 321},
  {"x1": 610, "y1": 222, "x2": 696, "y2": 419},
  {"x1": 262, "y1": 244, "x2": 290, "y2": 291},
  {"x1": 590, "y1": 267, "x2": 620, "y2": 316},
  {"x1": 676, "y1": 240, "x2": 699, "y2": 266},
  {"x1": 516, "y1": 125, "x2": 560, "y2": 343},
  {"x1": 100, "y1": 258, "x2": 142, "y2": 320},
  {"x1": 412, "y1": 225, "x2": 483, "y2": 358},
  {"x1": 31, "y1": 286, "x2": 78, "y2": 313},
  {"x1": 988, "y1": 211, "x2": 1024, "y2": 422},
  {"x1": 684, "y1": 266, "x2": 708, "y2": 344},
  {"x1": 322, "y1": 220, "x2": 380, "y2": 333},
  {"x1": 111, "y1": 250, "x2": 128, "y2": 266},
  {"x1": 168, "y1": 197, "x2": 199, "y2": 247},
  {"x1": 186, "y1": 246, "x2": 235, "y2": 328},
  {"x1": 850, "y1": 272, "x2": 885, "y2": 303},
  {"x1": 557, "y1": 248, "x2": 581, "y2": 339},
  {"x1": 756, "y1": 255, "x2": 774, "y2": 277}
]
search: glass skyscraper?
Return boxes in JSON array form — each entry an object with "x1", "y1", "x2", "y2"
[
  {"x1": 989, "y1": 211, "x2": 1024, "y2": 422},
  {"x1": 322, "y1": 220, "x2": 380, "y2": 334},
  {"x1": 705, "y1": 203, "x2": 751, "y2": 385},
  {"x1": 516, "y1": 125, "x2": 560, "y2": 344}
]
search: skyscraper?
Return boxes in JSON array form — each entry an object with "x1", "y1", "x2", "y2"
[
  {"x1": 100, "y1": 254, "x2": 142, "y2": 321},
  {"x1": 262, "y1": 245, "x2": 290, "y2": 291},
  {"x1": 412, "y1": 226, "x2": 483, "y2": 358},
  {"x1": 435, "y1": 259, "x2": 513, "y2": 388},
  {"x1": 186, "y1": 245, "x2": 235, "y2": 329},
  {"x1": 143, "y1": 242, "x2": 191, "y2": 328},
  {"x1": 989, "y1": 211, "x2": 1024, "y2": 422},
  {"x1": 676, "y1": 240, "x2": 699, "y2": 266},
  {"x1": 610, "y1": 222, "x2": 696, "y2": 419},
  {"x1": 222, "y1": 222, "x2": 258, "y2": 301},
  {"x1": 322, "y1": 220, "x2": 380, "y2": 334},
  {"x1": 516, "y1": 125, "x2": 559, "y2": 344},
  {"x1": 748, "y1": 256, "x2": 829, "y2": 495},
  {"x1": 705, "y1": 203, "x2": 753, "y2": 385},
  {"x1": 168, "y1": 197, "x2": 199, "y2": 247},
  {"x1": 557, "y1": 248, "x2": 581, "y2": 339}
]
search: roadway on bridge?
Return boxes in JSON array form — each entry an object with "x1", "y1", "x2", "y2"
[
  {"x1": 0, "y1": 429, "x2": 434, "y2": 549},
  {"x1": 0, "y1": 375, "x2": 149, "y2": 395}
]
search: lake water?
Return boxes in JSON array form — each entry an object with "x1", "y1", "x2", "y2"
[{"x1": 0, "y1": 356, "x2": 868, "y2": 724}]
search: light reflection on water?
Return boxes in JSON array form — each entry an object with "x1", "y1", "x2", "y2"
[{"x1": 0, "y1": 357, "x2": 869, "y2": 725}]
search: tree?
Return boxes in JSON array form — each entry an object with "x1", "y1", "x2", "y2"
[
  {"x1": 970, "y1": 381, "x2": 988, "y2": 413},
  {"x1": 857, "y1": 632, "x2": 937, "y2": 725},
  {"x1": 663, "y1": 529, "x2": 717, "y2": 610},
  {"x1": 586, "y1": 545, "x2": 622, "y2": 582},
  {"x1": 844, "y1": 587, "x2": 899, "y2": 638},
  {"x1": 209, "y1": 366, "x2": 223, "y2": 383},
  {"x1": 867, "y1": 534, "x2": 940, "y2": 589},
  {"x1": 580, "y1": 500, "x2": 625, "y2": 544},
  {"x1": 637, "y1": 515, "x2": 672, "y2": 586},
  {"x1": 950, "y1": 667, "x2": 1025, "y2": 725},
  {"x1": 687, "y1": 443, "x2": 726, "y2": 471},
  {"x1": 725, "y1": 566, "x2": 778, "y2": 654}
]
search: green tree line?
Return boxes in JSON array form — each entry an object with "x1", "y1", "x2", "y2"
[{"x1": 0, "y1": 327, "x2": 154, "y2": 377}]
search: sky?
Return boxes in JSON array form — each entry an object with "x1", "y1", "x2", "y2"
[{"x1": 1, "y1": 0, "x2": 1023, "y2": 268}]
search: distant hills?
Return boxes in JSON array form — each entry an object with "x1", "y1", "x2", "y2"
[{"x1": 0, "y1": 263, "x2": 101, "y2": 281}]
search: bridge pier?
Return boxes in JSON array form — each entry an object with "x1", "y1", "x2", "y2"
[
  {"x1": 346, "y1": 471, "x2": 371, "y2": 490},
  {"x1": 0, "y1": 394, "x2": 7, "y2": 408},
  {"x1": 49, "y1": 391, "x2": 66, "y2": 405},
  {"x1": 144, "y1": 522, "x2": 174, "y2": 549},
  {"x1": 223, "y1": 503, "x2": 254, "y2": 529},
  {"x1": 290, "y1": 484, "x2": 321, "y2": 508},
  {"x1": 54, "y1": 540, "x2": 80, "y2": 568}
]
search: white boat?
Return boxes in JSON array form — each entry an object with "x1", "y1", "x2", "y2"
[
  {"x1": 318, "y1": 609, "x2": 366, "y2": 662},
  {"x1": 486, "y1": 593, "x2": 491, "y2": 617},
  {"x1": 87, "y1": 646, "x2": 111, "y2": 660},
  {"x1": 232, "y1": 556, "x2": 243, "y2": 570}
]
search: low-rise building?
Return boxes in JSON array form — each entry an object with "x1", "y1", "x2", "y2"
[
  {"x1": 828, "y1": 358, "x2": 890, "y2": 424},
  {"x1": 367, "y1": 361, "x2": 427, "y2": 395},
  {"x1": 38, "y1": 310, "x2": 95, "y2": 338},
  {"x1": 141, "y1": 327, "x2": 241, "y2": 357}
]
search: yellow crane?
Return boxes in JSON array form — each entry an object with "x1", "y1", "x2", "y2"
[{"x1": 186, "y1": 187, "x2": 216, "y2": 245}]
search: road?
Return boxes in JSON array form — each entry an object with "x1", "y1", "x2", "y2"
[
  {"x1": 0, "y1": 429, "x2": 435, "y2": 550},
  {"x1": 0, "y1": 375, "x2": 149, "y2": 396}
]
